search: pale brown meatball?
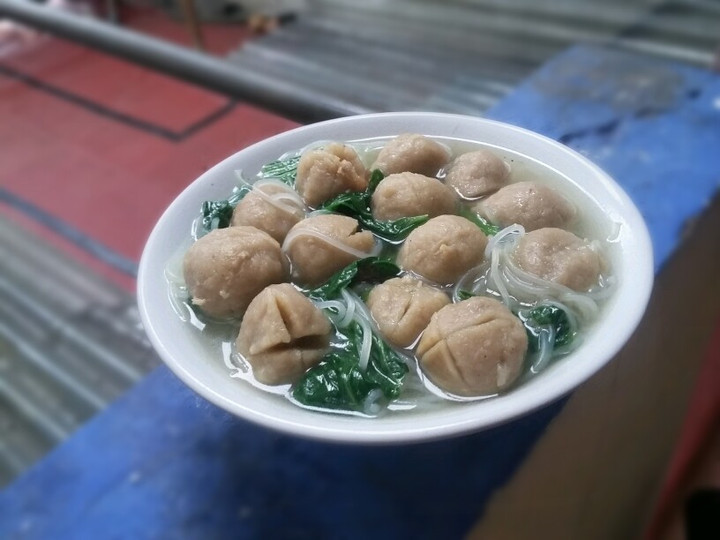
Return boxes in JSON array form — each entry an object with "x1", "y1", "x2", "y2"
[
  {"x1": 417, "y1": 297, "x2": 528, "y2": 396},
  {"x1": 367, "y1": 276, "x2": 450, "y2": 347},
  {"x1": 231, "y1": 183, "x2": 304, "y2": 243},
  {"x1": 512, "y1": 228, "x2": 603, "y2": 291},
  {"x1": 476, "y1": 181, "x2": 576, "y2": 231},
  {"x1": 284, "y1": 214, "x2": 376, "y2": 286},
  {"x1": 371, "y1": 172, "x2": 456, "y2": 221},
  {"x1": 371, "y1": 133, "x2": 449, "y2": 177},
  {"x1": 445, "y1": 149, "x2": 510, "y2": 198},
  {"x1": 183, "y1": 227, "x2": 287, "y2": 318},
  {"x1": 236, "y1": 284, "x2": 332, "y2": 385},
  {"x1": 398, "y1": 215, "x2": 487, "y2": 285},
  {"x1": 295, "y1": 143, "x2": 368, "y2": 207}
]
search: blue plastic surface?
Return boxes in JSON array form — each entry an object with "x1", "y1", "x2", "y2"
[
  {"x1": 490, "y1": 45, "x2": 720, "y2": 272},
  {"x1": 1, "y1": 45, "x2": 718, "y2": 539}
]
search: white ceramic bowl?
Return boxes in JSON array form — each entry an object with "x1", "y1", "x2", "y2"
[{"x1": 137, "y1": 112, "x2": 653, "y2": 444}]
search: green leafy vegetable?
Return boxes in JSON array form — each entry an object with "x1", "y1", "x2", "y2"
[
  {"x1": 201, "y1": 200, "x2": 234, "y2": 231},
  {"x1": 199, "y1": 156, "x2": 300, "y2": 234},
  {"x1": 520, "y1": 304, "x2": 575, "y2": 352},
  {"x1": 459, "y1": 205, "x2": 501, "y2": 236},
  {"x1": 199, "y1": 184, "x2": 251, "y2": 233},
  {"x1": 456, "y1": 289, "x2": 476, "y2": 301},
  {"x1": 259, "y1": 155, "x2": 301, "y2": 186},
  {"x1": 292, "y1": 322, "x2": 408, "y2": 413},
  {"x1": 367, "y1": 214, "x2": 429, "y2": 241},
  {"x1": 308, "y1": 257, "x2": 401, "y2": 301},
  {"x1": 367, "y1": 169, "x2": 385, "y2": 193},
  {"x1": 320, "y1": 190, "x2": 368, "y2": 218},
  {"x1": 320, "y1": 175, "x2": 429, "y2": 242}
]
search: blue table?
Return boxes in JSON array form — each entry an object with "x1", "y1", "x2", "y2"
[{"x1": 1, "y1": 45, "x2": 719, "y2": 540}]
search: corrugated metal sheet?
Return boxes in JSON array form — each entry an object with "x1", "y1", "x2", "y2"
[
  {"x1": 0, "y1": 218, "x2": 158, "y2": 486},
  {"x1": 228, "y1": 0, "x2": 719, "y2": 114}
]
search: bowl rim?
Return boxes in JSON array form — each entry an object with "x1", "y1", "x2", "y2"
[{"x1": 137, "y1": 112, "x2": 654, "y2": 444}]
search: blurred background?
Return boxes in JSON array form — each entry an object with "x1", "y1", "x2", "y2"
[{"x1": 0, "y1": 0, "x2": 718, "y2": 538}]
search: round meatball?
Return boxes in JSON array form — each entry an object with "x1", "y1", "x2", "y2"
[
  {"x1": 445, "y1": 149, "x2": 510, "y2": 198},
  {"x1": 398, "y1": 215, "x2": 487, "y2": 285},
  {"x1": 231, "y1": 183, "x2": 304, "y2": 243},
  {"x1": 295, "y1": 143, "x2": 368, "y2": 208},
  {"x1": 417, "y1": 297, "x2": 528, "y2": 396},
  {"x1": 371, "y1": 133, "x2": 449, "y2": 177},
  {"x1": 476, "y1": 181, "x2": 576, "y2": 232},
  {"x1": 236, "y1": 284, "x2": 332, "y2": 385},
  {"x1": 284, "y1": 214, "x2": 376, "y2": 286},
  {"x1": 183, "y1": 227, "x2": 287, "y2": 318},
  {"x1": 367, "y1": 276, "x2": 450, "y2": 347},
  {"x1": 512, "y1": 228, "x2": 603, "y2": 291},
  {"x1": 371, "y1": 172, "x2": 456, "y2": 221}
]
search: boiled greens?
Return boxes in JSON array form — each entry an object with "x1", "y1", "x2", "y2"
[{"x1": 292, "y1": 321, "x2": 408, "y2": 414}]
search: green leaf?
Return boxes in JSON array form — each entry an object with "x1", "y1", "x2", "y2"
[
  {"x1": 199, "y1": 183, "x2": 252, "y2": 233},
  {"x1": 320, "y1": 190, "x2": 428, "y2": 242},
  {"x1": 520, "y1": 304, "x2": 575, "y2": 352},
  {"x1": 259, "y1": 155, "x2": 300, "y2": 186},
  {"x1": 321, "y1": 190, "x2": 369, "y2": 217},
  {"x1": 367, "y1": 214, "x2": 429, "y2": 240},
  {"x1": 459, "y1": 205, "x2": 501, "y2": 236},
  {"x1": 365, "y1": 333, "x2": 407, "y2": 399},
  {"x1": 201, "y1": 200, "x2": 234, "y2": 231},
  {"x1": 367, "y1": 169, "x2": 385, "y2": 193},
  {"x1": 308, "y1": 257, "x2": 401, "y2": 301},
  {"x1": 199, "y1": 156, "x2": 299, "y2": 234},
  {"x1": 292, "y1": 321, "x2": 408, "y2": 413},
  {"x1": 456, "y1": 289, "x2": 475, "y2": 301}
]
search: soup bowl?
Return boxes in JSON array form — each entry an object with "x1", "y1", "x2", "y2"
[{"x1": 137, "y1": 112, "x2": 653, "y2": 444}]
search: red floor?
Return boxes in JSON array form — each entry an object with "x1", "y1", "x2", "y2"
[
  {"x1": 0, "y1": 8, "x2": 295, "y2": 290},
  {"x1": 1, "y1": 8, "x2": 719, "y2": 538}
]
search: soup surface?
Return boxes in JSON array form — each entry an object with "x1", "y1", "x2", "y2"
[{"x1": 167, "y1": 135, "x2": 618, "y2": 416}]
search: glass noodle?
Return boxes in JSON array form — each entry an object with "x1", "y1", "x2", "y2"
[{"x1": 167, "y1": 134, "x2": 620, "y2": 416}]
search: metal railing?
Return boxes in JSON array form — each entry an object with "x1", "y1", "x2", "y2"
[{"x1": 0, "y1": 0, "x2": 364, "y2": 123}]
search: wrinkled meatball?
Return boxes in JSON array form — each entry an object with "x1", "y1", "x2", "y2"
[
  {"x1": 512, "y1": 228, "x2": 603, "y2": 291},
  {"x1": 371, "y1": 172, "x2": 456, "y2": 221},
  {"x1": 231, "y1": 183, "x2": 304, "y2": 242},
  {"x1": 476, "y1": 181, "x2": 576, "y2": 231},
  {"x1": 445, "y1": 149, "x2": 510, "y2": 198},
  {"x1": 371, "y1": 133, "x2": 449, "y2": 177},
  {"x1": 417, "y1": 297, "x2": 527, "y2": 396},
  {"x1": 367, "y1": 276, "x2": 450, "y2": 347},
  {"x1": 183, "y1": 227, "x2": 287, "y2": 318},
  {"x1": 398, "y1": 215, "x2": 487, "y2": 285},
  {"x1": 285, "y1": 214, "x2": 376, "y2": 286},
  {"x1": 295, "y1": 143, "x2": 368, "y2": 207},
  {"x1": 236, "y1": 284, "x2": 332, "y2": 385}
]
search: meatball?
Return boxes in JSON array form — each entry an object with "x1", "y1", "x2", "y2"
[
  {"x1": 445, "y1": 149, "x2": 510, "y2": 198},
  {"x1": 371, "y1": 172, "x2": 456, "y2": 221},
  {"x1": 183, "y1": 227, "x2": 287, "y2": 318},
  {"x1": 367, "y1": 276, "x2": 450, "y2": 347},
  {"x1": 231, "y1": 183, "x2": 304, "y2": 243},
  {"x1": 398, "y1": 215, "x2": 487, "y2": 285},
  {"x1": 284, "y1": 214, "x2": 376, "y2": 286},
  {"x1": 417, "y1": 297, "x2": 528, "y2": 396},
  {"x1": 371, "y1": 133, "x2": 449, "y2": 177},
  {"x1": 295, "y1": 143, "x2": 368, "y2": 207},
  {"x1": 476, "y1": 181, "x2": 576, "y2": 231},
  {"x1": 512, "y1": 228, "x2": 603, "y2": 291},
  {"x1": 236, "y1": 284, "x2": 332, "y2": 385}
]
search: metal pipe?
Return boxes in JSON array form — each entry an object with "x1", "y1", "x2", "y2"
[{"x1": 0, "y1": 0, "x2": 367, "y2": 123}]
